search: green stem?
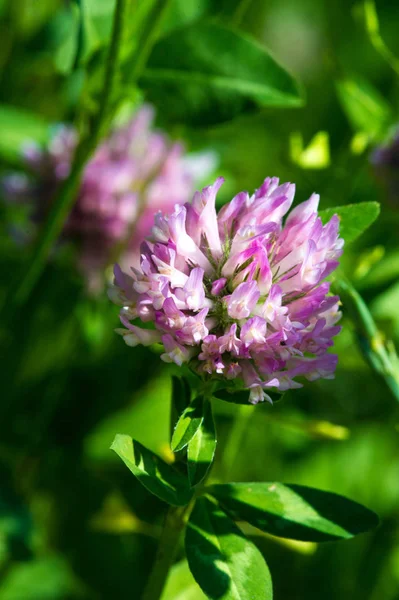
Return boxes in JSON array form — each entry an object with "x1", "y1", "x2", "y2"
[
  {"x1": 9, "y1": 0, "x2": 129, "y2": 308},
  {"x1": 92, "y1": 0, "x2": 127, "y2": 139},
  {"x1": 141, "y1": 501, "x2": 195, "y2": 600},
  {"x1": 364, "y1": 0, "x2": 399, "y2": 78},
  {"x1": 333, "y1": 276, "x2": 399, "y2": 402},
  {"x1": 143, "y1": 381, "x2": 215, "y2": 600},
  {"x1": 13, "y1": 144, "x2": 88, "y2": 306},
  {"x1": 8, "y1": 0, "x2": 174, "y2": 311}
]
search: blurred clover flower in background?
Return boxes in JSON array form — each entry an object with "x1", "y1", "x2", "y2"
[
  {"x1": 370, "y1": 127, "x2": 399, "y2": 204},
  {"x1": 110, "y1": 177, "x2": 344, "y2": 403},
  {"x1": 2, "y1": 105, "x2": 209, "y2": 288}
]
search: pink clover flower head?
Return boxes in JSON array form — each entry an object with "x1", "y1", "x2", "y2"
[
  {"x1": 110, "y1": 177, "x2": 344, "y2": 403},
  {"x1": 2, "y1": 105, "x2": 194, "y2": 280}
]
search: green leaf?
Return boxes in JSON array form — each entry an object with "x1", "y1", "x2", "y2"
[
  {"x1": 207, "y1": 483, "x2": 379, "y2": 542},
  {"x1": 50, "y1": 3, "x2": 81, "y2": 74},
  {"x1": 140, "y1": 22, "x2": 304, "y2": 126},
  {"x1": 289, "y1": 131, "x2": 330, "y2": 169},
  {"x1": 170, "y1": 376, "x2": 191, "y2": 438},
  {"x1": 185, "y1": 497, "x2": 273, "y2": 600},
  {"x1": 79, "y1": 0, "x2": 116, "y2": 64},
  {"x1": 335, "y1": 76, "x2": 392, "y2": 139},
  {"x1": 171, "y1": 396, "x2": 204, "y2": 452},
  {"x1": 161, "y1": 560, "x2": 207, "y2": 600},
  {"x1": 188, "y1": 398, "x2": 217, "y2": 487},
  {"x1": 0, "y1": 105, "x2": 49, "y2": 164},
  {"x1": 111, "y1": 434, "x2": 192, "y2": 506},
  {"x1": 319, "y1": 202, "x2": 380, "y2": 243}
]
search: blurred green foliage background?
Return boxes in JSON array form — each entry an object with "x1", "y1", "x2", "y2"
[{"x1": 0, "y1": 0, "x2": 399, "y2": 598}]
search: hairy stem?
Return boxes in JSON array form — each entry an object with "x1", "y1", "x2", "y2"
[
  {"x1": 141, "y1": 500, "x2": 195, "y2": 600},
  {"x1": 9, "y1": 0, "x2": 129, "y2": 308},
  {"x1": 142, "y1": 380, "x2": 215, "y2": 600},
  {"x1": 9, "y1": 0, "x2": 174, "y2": 309},
  {"x1": 334, "y1": 277, "x2": 399, "y2": 402},
  {"x1": 364, "y1": 0, "x2": 399, "y2": 78}
]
